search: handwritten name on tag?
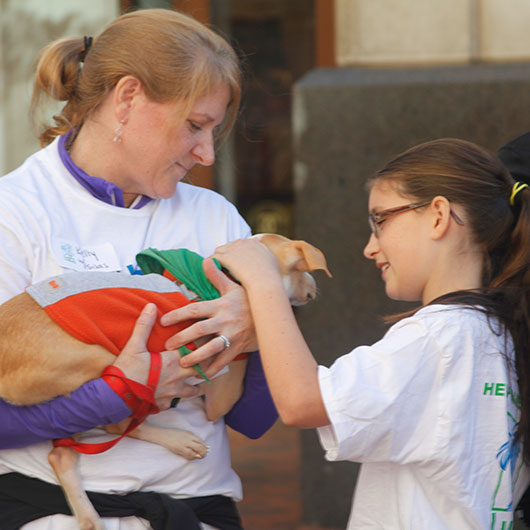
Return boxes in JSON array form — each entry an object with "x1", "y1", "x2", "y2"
[{"x1": 55, "y1": 241, "x2": 122, "y2": 272}]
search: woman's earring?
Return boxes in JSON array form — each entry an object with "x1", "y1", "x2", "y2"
[{"x1": 113, "y1": 120, "x2": 125, "y2": 144}]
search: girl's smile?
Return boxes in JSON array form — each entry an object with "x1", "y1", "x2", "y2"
[
  {"x1": 364, "y1": 181, "x2": 433, "y2": 303},
  {"x1": 364, "y1": 178, "x2": 479, "y2": 305}
]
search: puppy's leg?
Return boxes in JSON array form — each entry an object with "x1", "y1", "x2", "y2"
[
  {"x1": 105, "y1": 420, "x2": 210, "y2": 460},
  {"x1": 48, "y1": 446, "x2": 104, "y2": 530},
  {"x1": 201, "y1": 358, "x2": 248, "y2": 423}
]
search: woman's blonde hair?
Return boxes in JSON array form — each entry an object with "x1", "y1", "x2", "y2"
[{"x1": 31, "y1": 8, "x2": 241, "y2": 147}]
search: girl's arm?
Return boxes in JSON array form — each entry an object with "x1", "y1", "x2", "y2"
[
  {"x1": 242, "y1": 273, "x2": 329, "y2": 428},
  {"x1": 211, "y1": 239, "x2": 330, "y2": 429}
]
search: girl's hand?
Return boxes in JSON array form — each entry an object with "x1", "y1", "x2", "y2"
[
  {"x1": 213, "y1": 238, "x2": 280, "y2": 287},
  {"x1": 160, "y1": 258, "x2": 257, "y2": 376}
]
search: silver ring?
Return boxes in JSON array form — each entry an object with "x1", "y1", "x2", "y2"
[{"x1": 219, "y1": 334, "x2": 231, "y2": 350}]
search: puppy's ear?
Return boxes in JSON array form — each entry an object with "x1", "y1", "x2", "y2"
[{"x1": 291, "y1": 242, "x2": 332, "y2": 278}]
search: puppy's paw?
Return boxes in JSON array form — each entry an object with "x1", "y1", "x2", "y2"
[
  {"x1": 105, "y1": 421, "x2": 210, "y2": 460},
  {"x1": 161, "y1": 429, "x2": 210, "y2": 460}
]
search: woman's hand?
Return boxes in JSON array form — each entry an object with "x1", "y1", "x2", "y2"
[
  {"x1": 113, "y1": 303, "x2": 200, "y2": 410},
  {"x1": 160, "y1": 257, "x2": 258, "y2": 377}
]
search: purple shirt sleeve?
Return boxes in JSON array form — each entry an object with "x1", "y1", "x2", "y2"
[
  {"x1": 0, "y1": 379, "x2": 131, "y2": 449},
  {"x1": 224, "y1": 351, "x2": 278, "y2": 439}
]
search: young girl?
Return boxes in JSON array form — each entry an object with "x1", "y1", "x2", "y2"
[{"x1": 210, "y1": 138, "x2": 530, "y2": 529}]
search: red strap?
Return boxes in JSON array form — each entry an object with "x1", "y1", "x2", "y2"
[
  {"x1": 53, "y1": 352, "x2": 162, "y2": 454},
  {"x1": 52, "y1": 417, "x2": 140, "y2": 454},
  {"x1": 100, "y1": 366, "x2": 142, "y2": 412}
]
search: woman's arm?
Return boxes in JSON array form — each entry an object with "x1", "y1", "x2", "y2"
[
  {"x1": 160, "y1": 258, "x2": 279, "y2": 437},
  {"x1": 224, "y1": 351, "x2": 278, "y2": 438},
  {"x1": 0, "y1": 379, "x2": 130, "y2": 449},
  {"x1": 0, "y1": 303, "x2": 199, "y2": 448}
]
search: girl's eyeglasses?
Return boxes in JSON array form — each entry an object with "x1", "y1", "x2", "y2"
[{"x1": 368, "y1": 200, "x2": 464, "y2": 237}]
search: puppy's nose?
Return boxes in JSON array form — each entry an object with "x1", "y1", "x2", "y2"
[{"x1": 306, "y1": 292, "x2": 314, "y2": 301}]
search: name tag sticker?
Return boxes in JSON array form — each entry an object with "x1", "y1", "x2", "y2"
[{"x1": 55, "y1": 240, "x2": 122, "y2": 272}]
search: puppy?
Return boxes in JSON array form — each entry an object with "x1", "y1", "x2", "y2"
[{"x1": 0, "y1": 233, "x2": 331, "y2": 530}]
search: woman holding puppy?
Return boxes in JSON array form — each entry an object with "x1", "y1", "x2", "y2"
[
  {"x1": 207, "y1": 138, "x2": 530, "y2": 528},
  {"x1": 0, "y1": 8, "x2": 276, "y2": 530}
]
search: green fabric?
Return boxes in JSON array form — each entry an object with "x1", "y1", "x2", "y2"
[
  {"x1": 136, "y1": 248, "x2": 222, "y2": 301},
  {"x1": 136, "y1": 248, "x2": 223, "y2": 383}
]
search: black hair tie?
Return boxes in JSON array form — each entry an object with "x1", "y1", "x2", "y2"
[{"x1": 80, "y1": 36, "x2": 93, "y2": 63}]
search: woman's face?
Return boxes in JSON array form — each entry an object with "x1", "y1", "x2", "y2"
[
  {"x1": 118, "y1": 84, "x2": 231, "y2": 203},
  {"x1": 363, "y1": 180, "x2": 435, "y2": 303}
]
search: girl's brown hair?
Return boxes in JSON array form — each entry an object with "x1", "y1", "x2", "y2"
[
  {"x1": 30, "y1": 8, "x2": 241, "y2": 147},
  {"x1": 368, "y1": 138, "x2": 530, "y2": 460}
]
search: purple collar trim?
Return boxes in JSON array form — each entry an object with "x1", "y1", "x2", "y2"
[{"x1": 58, "y1": 132, "x2": 152, "y2": 209}]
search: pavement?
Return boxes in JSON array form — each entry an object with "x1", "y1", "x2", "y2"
[{"x1": 228, "y1": 421, "x2": 340, "y2": 530}]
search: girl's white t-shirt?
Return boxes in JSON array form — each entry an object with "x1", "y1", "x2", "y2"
[
  {"x1": 0, "y1": 138, "x2": 251, "y2": 529},
  {"x1": 318, "y1": 304, "x2": 530, "y2": 530}
]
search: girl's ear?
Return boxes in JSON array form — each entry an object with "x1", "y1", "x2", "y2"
[{"x1": 430, "y1": 196, "x2": 452, "y2": 241}]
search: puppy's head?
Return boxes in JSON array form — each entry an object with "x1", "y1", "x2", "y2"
[{"x1": 252, "y1": 233, "x2": 332, "y2": 306}]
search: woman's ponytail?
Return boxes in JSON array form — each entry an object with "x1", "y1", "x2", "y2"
[{"x1": 30, "y1": 37, "x2": 88, "y2": 146}]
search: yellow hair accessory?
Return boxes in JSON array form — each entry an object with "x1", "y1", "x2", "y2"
[{"x1": 509, "y1": 181, "x2": 529, "y2": 206}]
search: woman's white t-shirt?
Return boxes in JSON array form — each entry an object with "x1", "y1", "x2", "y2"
[{"x1": 0, "y1": 138, "x2": 251, "y2": 529}]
